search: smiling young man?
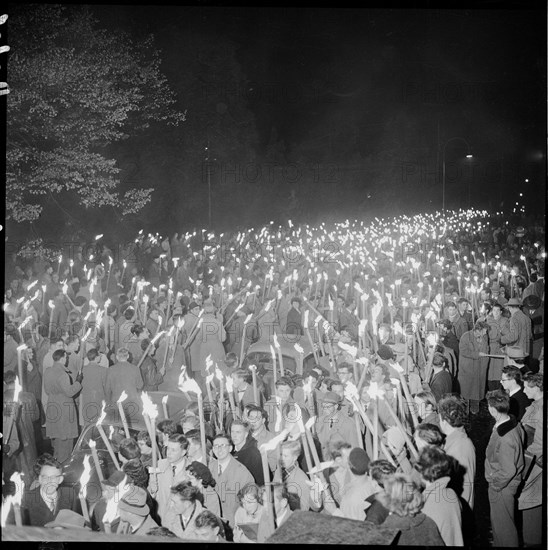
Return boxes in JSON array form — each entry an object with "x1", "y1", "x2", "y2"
[
  {"x1": 148, "y1": 433, "x2": 190, "y2": 523},
  {"x1": 230, "y1": 419, "x2": 264, "y2": 485},
  {"x1": 210, "y1": 432, "x2": 254, "y2": 529},
  {"x1": 19, "y1": 454, "x2": 77, "y2": 526}
]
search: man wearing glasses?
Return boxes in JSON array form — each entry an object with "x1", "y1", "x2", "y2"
[
  {"x1": 210, "y1": 433, "x2": 254, "y2": 529},
  {"x1": 499, "y1": 366, "x2": 531, "y2": 421},
  {"x1": 18, "y1": 454, "x2": 77, "y2": 526}
]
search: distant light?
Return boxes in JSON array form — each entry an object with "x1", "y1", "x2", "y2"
[
  {"x1": 525, "y1": 179, "x2": 529, "y2": 182},
  {"x1": 466, "y1": 154, "x2": 473, "y2": 159},
  {"x1": 519, "y1": 193, "x2": 523, "y2": 197}
]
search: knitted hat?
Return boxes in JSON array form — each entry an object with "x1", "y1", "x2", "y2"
[{"x1": 347, "y1": 447, "x2": 370, "y2": 476}]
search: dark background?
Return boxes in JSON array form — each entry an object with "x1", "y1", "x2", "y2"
[{"x1": 8, "y1": 4, "x2": 548, "y2": 240}]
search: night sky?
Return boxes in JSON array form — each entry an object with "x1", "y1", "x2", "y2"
[{"x1": 16, "y1": 4, "x2": 548, "y2": 237}]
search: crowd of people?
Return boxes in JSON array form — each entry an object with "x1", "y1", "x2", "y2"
[{"x1": 2, "y1": 209, "x2": 545, "y2": 545}]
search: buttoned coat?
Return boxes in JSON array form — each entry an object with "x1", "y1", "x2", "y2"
[
  {"x1": 210, "y1": 455, "x2": 254, "y2": 527},
  {"x1": 44, "y1": 361, "x2": 82, "y2": 440},
  {"x1": 457, "y1": 330, "x2": 489, "y2": 401},
  {"x1": 500, "y1": 309, "x2": 533, "y2": 357}
]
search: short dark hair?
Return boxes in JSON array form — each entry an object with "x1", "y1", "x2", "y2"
[
  {"x1": 502, "y1": 365, "x2": 522, "y2": 383},
  {"x1": 474, "y1": 320, "x2": 489, "y2": 331},
  {"x1": 415, "y1": 423, "x2": 445, "y2": 447},
  {"x1": 157, "y1": 419, "x2": 180, "y2": 436},
  {"x1": 124, "y1": 307, "x2": 135, "y2": 320},
  {"x1": 368, "y1": 459, "x2": 396, "y2": 488},
  {"x1": 486, "y1": 389, "x2": 510, "y2": 413},
  {"x1": 118, "y1": 438, "x2": 141, "y2": 460},
  {"x1": 523, "y1": 372, "x2": 543, "y2": 390},
  {"x1": 52, "y1": 349, "x2": 66, "y2": 362},
  {"x1": 146, "y1": 526, "x2": 178, "y2": 537},
  {"x1": 438, "y1": 395, "x2": 467, "y2": 427},
  {"x1": 170, "y1": 480, "x2": 201, "y2": 502},
  {"x1": 276, "y1": 376, "x2": 294, "y2": 389},
  {"x1": 34, "y1": 453, "x2": 62, "y2": 477},
  {"x1": 194, "y1": 510, "x2": 225, "y2": 539},
  {"x1": 415, "y1": 446, "x2": 454, "y2": 482},
  {"x1": 86, "y1": 348, "x2": 99, "y2": 362},
  {"x1": 4, "y1": 370, "x2": 17, "y2": 385},
  {"x1": 137, "y1": 430, "x2": 151, "y2": 447},
  {"x1": 244, "y1": 404, "x2": 268, "y2": 422},
  {"x1": 167, "y1": 433, "x2": 189, "y2": 450},
  {"x1": 237, "y1": 482, "x2": 264, "y2": 506},
  {"x1": 186, "y1": 461, "x2": 216, "y2": 489},
  {"x1": 445, "y1": 301, "x2": 457, "y2": 309}
]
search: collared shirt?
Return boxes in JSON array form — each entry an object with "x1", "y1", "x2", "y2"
[
  {"x1": 508, "y1": 386, "x2": 520, "y2": 397},
  {"x1": 40, "y1": 488, "x2": 57, "y2": 512},
  {"x1": 282, "y1": 463, "x2": 297, "y2": 482},
  {"x1": 171, "y1": 458, "x2": 187, "y2": 478}
]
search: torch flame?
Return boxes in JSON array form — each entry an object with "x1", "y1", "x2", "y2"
[
  {"x1": 178, "y1": 374, "x2": 202, "y2": 396},
  {"x1": 294, "y1": 343, "x2": 304, "y2": 354},
  {"x1": 259, "y1": 428, "x2": 289, "y2": 453},
  {"x1": 150, "y1": 330, "x2": 165, "y2": 346},
  {"x1": 225, "y1": 376, "x2": 234, "y2": 393},
  {"x1": 117, "y1": 390, "x2": 128, "y2": 404},
  {"x1": 141, "y1": 392, "x2": 159, "y2": 420},
  {"x1": 305, "y1": 416, "x2": 316, "y2": 430},
  {"x1": 367, "y1": 381, "x2": 385, "y2": 400},
  {"x1": 10, "y1": 473, "x2": 23, "y2": 506},
  {"x1": 162, "y1": 395, "x2": 168, "y2": 405},
  {"x1": 13, "y1": 376, "x2": 22, "y2": 403},
  {"x1": 273, "y1": 333, "x2": 280, "y2": 349},
  {"x1": 80, "y1": 455, "x2": 92, "y2": 499},
  {"x1": 96, "y1": 401, "x2": 107, "y2": 426}
]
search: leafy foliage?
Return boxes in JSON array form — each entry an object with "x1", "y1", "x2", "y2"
[{"x1": 7, "y1": 4, "x2": 185, "y2": 223}]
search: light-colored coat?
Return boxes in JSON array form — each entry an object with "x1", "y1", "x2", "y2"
[
  {"x1": 457, "y1": 330, "x2": 489, "y2": 401},
  {"x1": 500, "y1": 309, "x2": 533, "y2": 357},
  {"x1": 443, "y1": 426, "x2": 476, "y2": 509},
  {"x1": 210, "y1": 455, "x2": 254, "y2": 527},
  {"x1": 44, "y1": 361, "x2": 81, "y2": 440},
  {"x1": 487, "y1": 315, "x2": 509, "y2": 382},
  {"x1": 422, "y1": 476, "x2": 464, "y2": 546}
]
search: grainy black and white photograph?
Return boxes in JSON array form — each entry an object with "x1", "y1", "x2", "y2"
[{"x1": 2, "y1": 2, "x2": 546, "y2": 546}]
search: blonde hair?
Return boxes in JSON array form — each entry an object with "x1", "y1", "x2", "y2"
[{"x1": 377, "y1": 474, "x2": 424, "y2": 517}]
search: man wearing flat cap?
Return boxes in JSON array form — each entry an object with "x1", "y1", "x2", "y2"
[
  {"x1": 314, "y1": 391, "x2": 359, "y2": 460},
  {"x1": 500, "y1": 298, "x2": 533, "y2": 360}
]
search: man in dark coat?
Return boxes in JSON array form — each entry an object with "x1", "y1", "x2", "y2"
[
  {"x1": 230, "y1": 419, "x2": 264, "y2": 485},
  {"x1": 484, "y1": 390, "x2": 525, "y2": 547},
  {"x1": 4, "y1": 370, "x2": 40, "y2": 482},
  {"x1": 500, "y1": 365, "x2": 531, "y2": 421},
  {"x1": 19, "y1": 454, "x2": 77, "y2": 527},
  {"x1": 44, "y1": 349, "x2": 82, "y2": 464},
  {"x1": 427, "y1": 353, "x2": 453, "y2": 403},
  {"x1": 286, "y1": 297, "x2": 304, "y2": 336},
  {"x1": 105, "y1": 347, "x2": 144, "y2": 424}
]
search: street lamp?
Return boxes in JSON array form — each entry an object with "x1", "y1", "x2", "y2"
[{"x1": 442, "y1": 137, "x2": 473, "y2": 213}]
